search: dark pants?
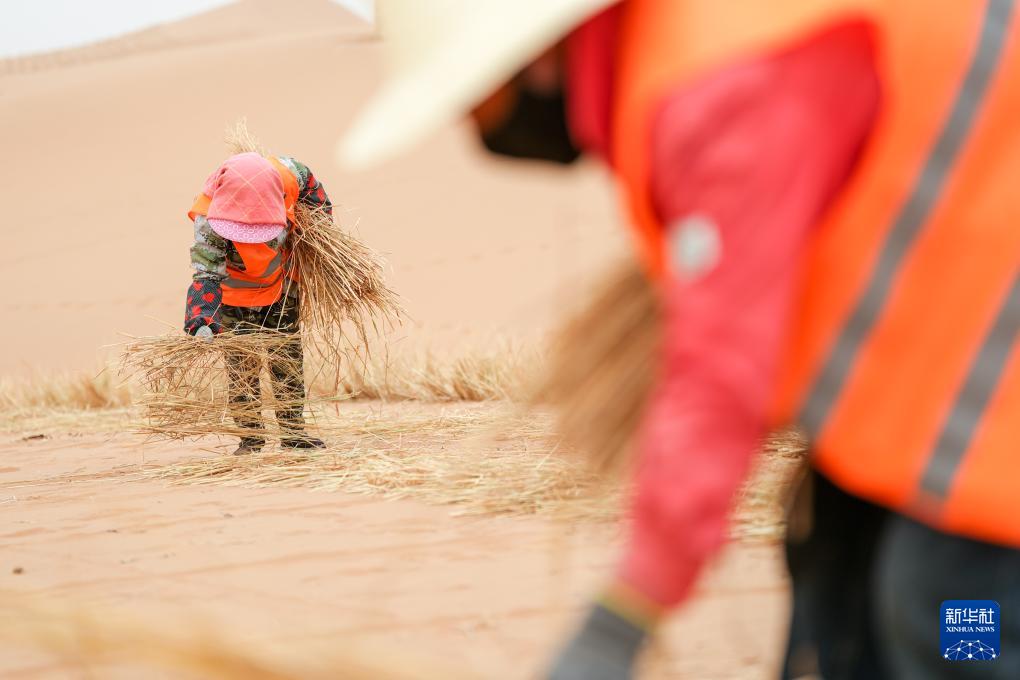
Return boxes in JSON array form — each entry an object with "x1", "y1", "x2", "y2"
[
  {"x1": 221, "y1": 295, "x2": 307, "y2": 440},
  {"x1": 783, "y1": 469, "x2": 1020, "y2": 679}
]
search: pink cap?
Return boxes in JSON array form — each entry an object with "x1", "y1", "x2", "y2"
[{"x1": 203, "y1": 152, "x2": 287, "y2": 243}]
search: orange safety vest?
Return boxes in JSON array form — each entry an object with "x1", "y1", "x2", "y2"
[
  {"x1": 188, "y1": 156, "x2": 301, "y2": 307},
  {"x1": 613, "y1": 0, "x2": 1020, "y2": 547}
]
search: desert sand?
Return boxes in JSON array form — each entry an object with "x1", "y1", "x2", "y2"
[
  {"x1": 1, "y1": 1, "x2": 789, "y2": 677},
  {"x1": 0, "y1": 0, "x2": 624, "y2": 377},
  {"x1": 1, "y1": 403, "x2": 788, "y2": 678}
]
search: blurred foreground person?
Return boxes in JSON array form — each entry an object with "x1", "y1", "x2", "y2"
[
  {"x1": 186, "y1": 152, "x2": 332, "y2": 454},
  {"x1": 340, "y1": 1, "x2": 1020, "y2": 677}
]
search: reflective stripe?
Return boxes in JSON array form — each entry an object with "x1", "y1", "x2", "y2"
[
  {"x1": 799, "y1": 0, "x2": 1015, "y2": 436},
  {"x1": 920, "y1": 275, "x2": 1020, "y2": 498},
  {"x1": 259, "y1": 249, "x2": 284, "y2": 278},
  {"x1": 224, "y1": 274, "x2": 282, "y2": 289},
  {"x1": 225, "y1": 250, "x2": 284, "y2": 289}
]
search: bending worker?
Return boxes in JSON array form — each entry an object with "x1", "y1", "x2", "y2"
[
  {"x1": 341, "y1": 1, "x2": 1020, "y2": 678},
  {"x1": 186, "y1": 151, "x2": 331, "y2": 455}
]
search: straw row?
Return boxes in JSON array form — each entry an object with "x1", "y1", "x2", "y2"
[
  {"x1": 140, "y1": 404, "x2": 805, "y2": 537},
  {"x1": 143, "y1": 407, "x2": 619, "y2": 520},
  {"x1": 116, "y1": 331, "x2": 542, "y2": 440}
]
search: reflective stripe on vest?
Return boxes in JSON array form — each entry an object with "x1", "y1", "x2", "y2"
[
  {"x1": 223, "y1": 248, "x2": 285, "y2": 289},
  {"x1": 776, "y1": 0, "x2": 1020, "y2": 546},
  {"x1": 614, "y1": 0, "x2": 1020, "y2": 546},
  {"x1": 800, "y1": 0, "x2": 1016, "y2": 438},
  {"x1": 220, "y1": 241, "x2": 288, "y2": 306},
  {"x1": 919, "y1": 271, "x2": 1020, "y2": 499}
]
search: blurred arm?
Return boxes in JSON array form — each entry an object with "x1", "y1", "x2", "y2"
[{"x1": 618, "y1": 21, "x2": 880, "y2": 610}]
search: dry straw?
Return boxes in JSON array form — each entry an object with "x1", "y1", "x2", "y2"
[
  {"x1": 140, "y1": 403, "x2": 801, "y2": 537},
  {"x1": 533, "y1": 260, "x2": 810, "y2": 478},
  {"x1": 1, "y1": 342, "x2": 532, "y2": 418},
  {"x1": 0, "y1": 595, "x2": 464, "y2": 679},
  {"x1": 0, "y1": 369, "x2": 131, "y2": 411},
  {"x1": 532, "y1": 260, "x2": 810, "y2": 532},
  {"x1": 118, "y1": 333, "x2": 535, "y2": 440},
  {"x1": 325, "y1": 342, "x2": 535, "y2": 401},
  {"x1": 121, "y1": 330, "x2": 317, "y2": 439},
  {"x1": 289, "y1": 201, "x2": 402, "y2": 354},
  {"x1": 145, "y1": 406, "x2": 621, "y2": 520},
  {"x1": 533, "y1": 259, "x2": 661, "y2": 475}
]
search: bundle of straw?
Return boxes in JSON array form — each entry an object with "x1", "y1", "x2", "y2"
[
  {"x1": 289, "y1": 201, "x2": 402, "y2": 354},
  {"x1": 534, "y1": 259, "x2": 662, "y2": 475},
  {"x1": 225, "y1": 117, "x2": 267, "y2": 157},
  {"x1": 121, "y1": 330, "x2": 320, "y2": 440},
  {"x1": 536, "y1": 260, "x2": 811, "y2": 485}
]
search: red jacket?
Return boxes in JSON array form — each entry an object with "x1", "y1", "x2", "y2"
[{"x1": 566, "y1": 10, "x2": 880, "y2": 607}]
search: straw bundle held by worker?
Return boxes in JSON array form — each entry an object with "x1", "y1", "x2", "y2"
[
  {"x1": 289, "y1": 201, "x2": 402, "y2": 357},
  {"x1": 534, "y1": 259, "x2": 662, "y2": 475},
  {"x1": 121, "y1": 330, "x2": 322, "y2": 440},
  {"x1": 534, "y1": 259, "x2": 811, "y2": 520}
]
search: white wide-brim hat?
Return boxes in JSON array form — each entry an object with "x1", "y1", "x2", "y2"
[{"x1": 337, "y1": 0, "x2": 617, "y2": 170}]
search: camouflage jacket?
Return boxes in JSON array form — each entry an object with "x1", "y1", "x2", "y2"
[{"x1": 190, "y1": 156, "x2": 332, "y2": 296}]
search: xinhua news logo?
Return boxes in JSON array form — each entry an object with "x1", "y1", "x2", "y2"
[{"x1": 941, "y1": 600, "x2": 1000, "y2": 661}]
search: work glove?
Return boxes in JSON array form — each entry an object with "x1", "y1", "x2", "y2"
[
  {"x1": 547, "y1": 603, "x2": 648, "y2": 680},
  {"x1": 184, "y1": 279, "x2": 223, "y2": 336}
]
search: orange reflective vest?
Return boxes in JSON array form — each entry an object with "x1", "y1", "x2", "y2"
[
  {"x1": 613, "y1": 0, "x2": 1020, "y2": 547},
  {"x1": 188, "y1": 156, "x2": 301, "y2": 307}
]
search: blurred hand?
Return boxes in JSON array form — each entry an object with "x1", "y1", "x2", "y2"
[{"x1": 547, "y1": 603, "x2": 647, "y2": 680}]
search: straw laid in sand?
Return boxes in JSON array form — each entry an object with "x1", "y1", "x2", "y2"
[
  {"x1": 118, "y1": 332, "x2": 536, "y2": 440},
  {"x1": 534, "y1": 259, "x2": 661, "y2": 475},
  {"x1": 0, "y1": 368, "x2": 131, "y2": 411},
  {"x1": 326, "y1": 342, "x2": 534, "y2": 401},
  {"x1": 0, "y1": 396, "x2": 802, "y2": 537},
  {"x1": 144, "y1": 405, "x2": 619, "y2": 520}
]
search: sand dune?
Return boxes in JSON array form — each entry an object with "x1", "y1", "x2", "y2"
[{"x1": 0, "y1": 0, "x2": 623, "y2": 377}]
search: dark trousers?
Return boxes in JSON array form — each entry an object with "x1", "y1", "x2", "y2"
[
  {"x1": 782, "y1": 469, "x2": 1020, "y2": 679},
  {"x1": 221, "y1": 295, "x2": 307, "y2": 439}
]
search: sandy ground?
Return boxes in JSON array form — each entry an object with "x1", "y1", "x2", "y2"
[{"x1": 1, "y1": 402, "x2": 788, "y2": 679}]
